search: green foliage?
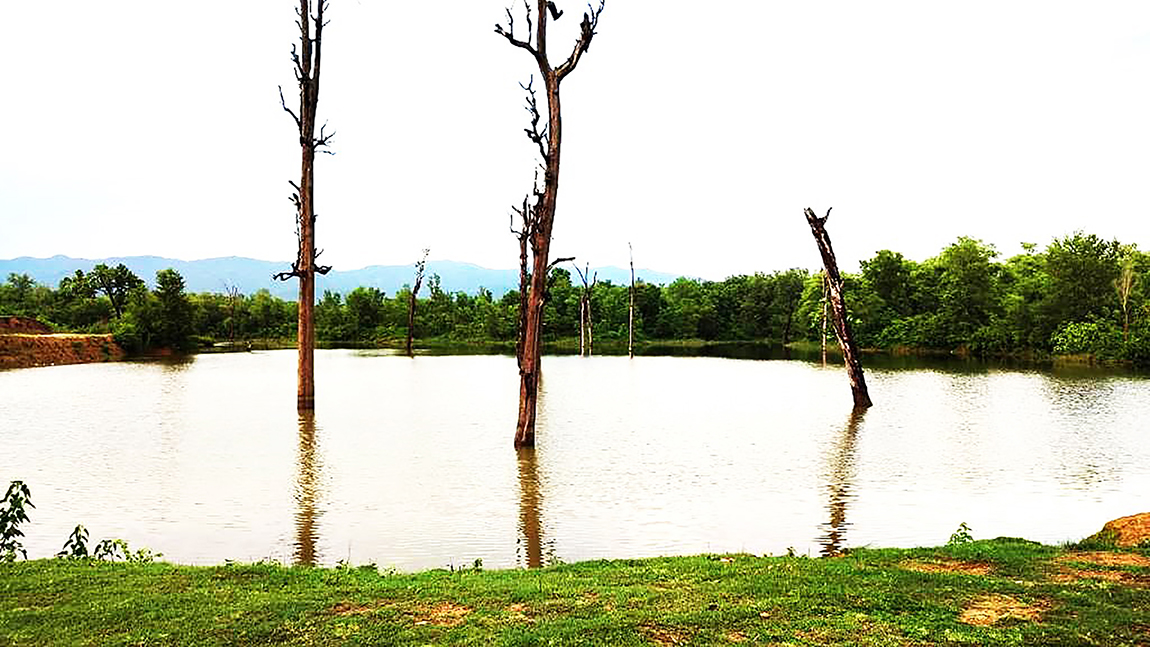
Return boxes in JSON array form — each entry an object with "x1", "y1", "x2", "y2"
[
  {"x1": 0, "y1": 481, "x2": 34, "y2": 562},
  {"x1": 57, "y1": 524, "x2": 90, "y2": 559},
  {"x1": 947, "y1": 522, "x2": 974, "y2": 546},
  {"x1": 1050, "y1": 320, "x2": 1124, "y2": 358},
  {"x1": 92, "y1": 538, "x2": 162, "y2": 564},
  {"x1": 88, "y1": 263, "x2": 145, "y2": 318},
  {"x1": 54, "y1": 524, "x2": 161, "y2": 563}
]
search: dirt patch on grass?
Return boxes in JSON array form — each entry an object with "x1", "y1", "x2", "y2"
[
  {"x1": 900, "y1": 559, "x2": 993, "y2": 576},
  {"x1": 331, "y1": 601, "x2": 377, "y2": 616},
  {"x1": 958, "y1": 594, "x2": 1050, "y2": 627},
  {"x1": 411, "y1": 601, "x2": 471, "y2": 627},
  {"x1": 641, "y1": 624, "x2": 691, "y2": 646},
  {"x1": 505, "y1": 603, "x2": 534, "y2": 624},
  {"x1": 1051, "y1": 553, "x2": 1150, "y2": 586},
  {"x1": 1058, "y1": 551, "x2": 1150, "y2": 569}
]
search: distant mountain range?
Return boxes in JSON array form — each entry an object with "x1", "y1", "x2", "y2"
[{"x1": 0, "y1": 255, "x2": 686, "y2": 299}]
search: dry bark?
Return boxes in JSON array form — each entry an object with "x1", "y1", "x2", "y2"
[
  {"x1": 498, "y1": 0, "x2": 606, "y2": 446},
  {"x1": 804, "y1": 208, "x2": 872, "y2": 409},
  {"x1": 274, "y1": 0, "x2": 334, "y2": 411}
]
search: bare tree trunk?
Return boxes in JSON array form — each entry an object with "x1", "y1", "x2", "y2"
[
  {"x1": 628, "y1": 242, "x2": 635, "y2": 358},
  {"x1": 804, "y1": 208, "x2": 872, "y2": 409},
  {"x1": 406, "y1": 249, "x2": 429, "y2": 357},
  {"x1": 578, "y1": 292, "x2": 585, "y2": 355},
  {"x1": 274, "y1": 0, "x2": 333, "y2": 411},
  {"x1": 224, "y1": 283, "x2": 239, "y2": 345},
  {"x1": 573, "y1": 263, "x2": 596, "y2": 357},
  {"x1": 498, "y1": 0, "x2": 606, "y2": 447}
]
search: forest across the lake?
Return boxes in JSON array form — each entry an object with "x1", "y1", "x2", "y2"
[{"x1": 1, "y1": 231, "x2": 1147, "y2": 366}]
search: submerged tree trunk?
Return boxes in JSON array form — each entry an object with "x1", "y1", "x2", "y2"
[
  {"x1": 498, "y1": 0, "x2": 606, "y2": 446},
  {"x1": 274, "y1": 0, "x2": 334, "y2": 411},
  {"x1": 406, "y1": 249, "x2": 429, "y2": 357},
  {"x1": 573, "y1": 263, "x2": 596, "y2": 357},
  {"x1": 804, "y1": 208, "x2": 872, "y2": 408}
]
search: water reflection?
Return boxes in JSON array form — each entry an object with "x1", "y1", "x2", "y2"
[
  {"x1": 819, "y1": 409, "x2": 866, "y2": 556},
  {"x1": 294, "y1": 411, "x2": 322, "y2": 565},
  {"x1": 516, "y1": 446, "x2": 544, "y2": 568}
]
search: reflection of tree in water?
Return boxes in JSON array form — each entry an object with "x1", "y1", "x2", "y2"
[
  {"x1": 819, "y1": 409, "x2": 866, "y2": 557},
  {"x1": 294, "y1": 411, "x2": 323, "y2": 565},
  {"x1": 516, "y1": 446, "x2": 559, "y2": 568}
]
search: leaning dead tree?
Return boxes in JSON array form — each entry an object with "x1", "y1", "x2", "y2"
[
  {"x1": 573, "y1": 263, "x2": 597, "y2": 356},
  {"x1": 497, "y1": 0, "x2": 606, "y2": 447},
  {"x1": 406, "y1": 249, "x2": 430, "y2": 357},
  {"x1": 628, "y1": 243, "x2": 635, "y2": 358},
  {"x1": 804, "y1": 208, "x2": 872, "y2": 408},
  {"x1": 274, "y1": 0, "x2": 334, "y2": 411}
]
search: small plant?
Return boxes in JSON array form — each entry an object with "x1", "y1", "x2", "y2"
[
  {"x1": 947, "y1": 522, "x2": 974, "y2": 546},
  {"x1": 92, "y1": 538, "x2": 161, "y2": 563},
  {"x1": 1, "y1": 480, "x2": 35, "y2": 562},
  {"x1": 58, "y1": 524, "x2": 90, "y2": 559}
]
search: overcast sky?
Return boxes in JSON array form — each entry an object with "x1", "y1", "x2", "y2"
[{"x1": 3, "y1": 1, "x2": 1149, "y2": 281}]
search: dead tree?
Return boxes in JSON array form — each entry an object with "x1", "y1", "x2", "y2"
[
  {"x1": 510, "y1": 199, "x2": 572, "y2": 369},
  {"x1": 497, "y1": 0, "x2": 606, "y2": 446},
  {"x1": 222, "y1": 282, "x2": 240, "y2": 345},
  {"x1": 573, "y1": 262, "x2": 597, "y2": 356},
  {"x1": 406, "y1": 249, "x2": 430, "y2": 357},
  {"x1": 628, "y1": 242, "x2": 635, "y2": 358},
  {"x1": 274, "y1": 0, "x2": 334, "y2": 411},
  {"x1": 804, "y1": 208, "x2": 872, "y2": 409}
]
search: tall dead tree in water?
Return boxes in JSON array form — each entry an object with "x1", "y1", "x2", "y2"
[
  {"x1": 573, "y1": 263, "x2": 597, "y2": 356},
  {"x1": 628, "y1": 243, "x2": 635, "y2": 358},
  {"x1": 510, "y1": 197, "x2": 572, "y2": 369},
  {"x1": 497, "y1": 0, "x2": 606, "y2": 446},
  {"x1": 274, "y1": 0, "x2": 333, "y2": 410},
  {"x1": 804, "y1": 208, "x2": 872, "y2": 408},
  {"x1": 406, "y1": 249, "x2": 430, "y2": 357}
]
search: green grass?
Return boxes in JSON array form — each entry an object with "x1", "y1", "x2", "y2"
[{"x1": 2, "y1": 538, "x2": 1147, "y2": 645}]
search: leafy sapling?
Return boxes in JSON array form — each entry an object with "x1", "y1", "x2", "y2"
[{"x1": 1, "y1": 480, "x2": 35, "y2": 562}]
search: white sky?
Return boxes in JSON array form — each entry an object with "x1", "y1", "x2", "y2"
[{"x1": 3, "y1": 1, "x2": 1149, "y2": 280}]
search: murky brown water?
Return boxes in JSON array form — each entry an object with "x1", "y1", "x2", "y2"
[{"x1": 1, "y1": 350, "x2": 1147, "y2": 570}]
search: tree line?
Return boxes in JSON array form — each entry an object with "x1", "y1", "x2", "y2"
[{"x1": 1, "y1": 231, "x2": 1146, "y2": 364}]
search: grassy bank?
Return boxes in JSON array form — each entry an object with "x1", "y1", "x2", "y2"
[{"x1": 2, "y1": 538, "x2": 1147, "y2": 645}]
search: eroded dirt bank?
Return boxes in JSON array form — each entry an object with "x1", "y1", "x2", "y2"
[{"x1": 0, "y1": 317, "x2": 124, "y2": 369}]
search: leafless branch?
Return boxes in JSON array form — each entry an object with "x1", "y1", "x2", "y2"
[
  {"x1": 520, "y1": 76, "x2": 550, "y2": 160},
  {"x1": 548, "y1": 256, "x2": 575, "y2": 271},
  {"x1": 556, "y1": 0, "x2": 606, "y2": 81},
  {"x1": 279, "y1": 86, "x2": 301, "y2": 129},
  {"x1": 495, "y1": 0, "x2": 539, "y2": 57}
]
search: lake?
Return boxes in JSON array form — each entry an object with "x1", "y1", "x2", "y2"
[{"x1": 1, "y1": 349, "x2": 1147, "y2": 571}]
